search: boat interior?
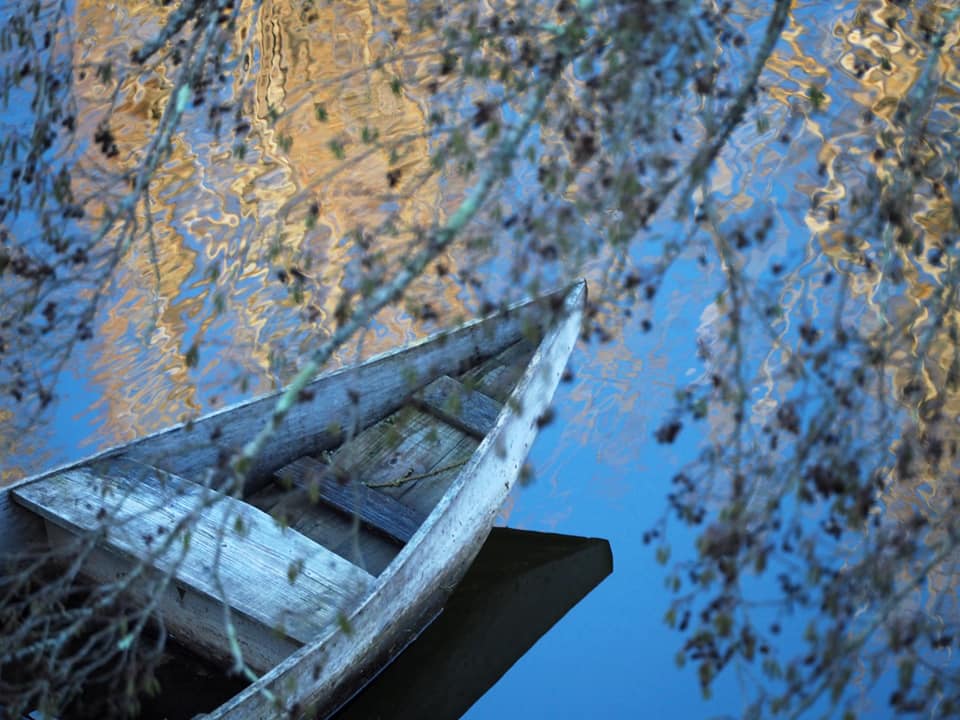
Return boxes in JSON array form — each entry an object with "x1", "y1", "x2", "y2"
[{"x1": 244, "y1": 336, "x2": 538, "y2": 577}]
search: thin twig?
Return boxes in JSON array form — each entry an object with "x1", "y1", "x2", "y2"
[{"x1": 364, "y1": 460, "x2": 469, "y2": 489}]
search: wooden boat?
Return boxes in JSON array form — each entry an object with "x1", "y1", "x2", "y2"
[{"x1": 0, "y1": 280, "x2": 586, "y2": 719}]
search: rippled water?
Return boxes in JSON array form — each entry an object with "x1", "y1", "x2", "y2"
[{"x1": 4, "y1": 0, "x2": 960, "y2": 716}]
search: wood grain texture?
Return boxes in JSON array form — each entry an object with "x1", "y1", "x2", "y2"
[
  {"x1": 42, "y1": 520, "x2": 303, "y2": 674},
  {"x1": 319, "y1": 404, "x2": 477, "y2": 519},
  {"x1": 289, "y1": 506, "x2": 399, "y2": 576},
  {"x1": 393, "y1": 341, "x2": 532, "y2": 512},
  {"x1": 458, "y1": 339, "x2": 537, "y2": 403},
  {"x1": 204, "y1": 280, "x2": 586, "y2": 719},
  {"x1": 248, "y1": 480, "x2": 400, "y2": 577},
  {"x1": 12, "y1": 458, "x2": 373, "y2": 672},
  {"x1": 394, "y1": 434, "x2": 478, "y2": 516},
  {"x1": 415, "y1": 375, "x2": 501, "y2": 439},
  {"x1": 276, "y1": 457, "x2": 424, "y2": 545},
  {"x1": 392, "y1": 340, "x2": 536, "y2": 512},
  {"x1": 328, "y1": 406, "x2": 469, "y2": 494}
]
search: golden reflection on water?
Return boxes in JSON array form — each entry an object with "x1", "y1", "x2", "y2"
[
  {"x1": 752, "y1": 1, "x2": 960, "y2": 611},
  {"x1": 56, "y1": 0, "x2": 468, "y2": 450}
]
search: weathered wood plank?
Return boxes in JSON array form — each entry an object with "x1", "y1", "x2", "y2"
[
  {"x1": 289, "y1": 505, "x2": 399, "y2": 576},
  {"x1": 395, "y1": 434, "x2": 479, "y2": 515},
  {"x1": 41, "y1": 520, "x2": 304, "y2": 674},
  {"x1": 245, "y1": 479, "x2": 293, "y2": 517},
  {"x1": 328, "y1": 406, "x2": 470, "y2": 494},
  {"x1": 248, "y1": 478, "x2": 400, "y2": 577},
  {"x1": 394, "y1": 339, "x2": 535, "y2": 511},
  {"x1": 396, "y1": 341, "x2": 529, "y2": 511},
  {"x1": 324, "y1": 405, "x2": 480, "y2": 524},
  {"x1": 11, "y1": 458, "x2": 373, "y2": 672},
  {"x1": 276, "y1": 457, "x2": 425, "y2": 545},
  {"x1": 247, "y1": 473, "x2": 401, "y2": 576},
  {"x1": 458, "y1": 339, "x2": 537, "y2": 403},
  {"x1": 415, "y1": 375, "x2": 501, "y2": 439}
]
